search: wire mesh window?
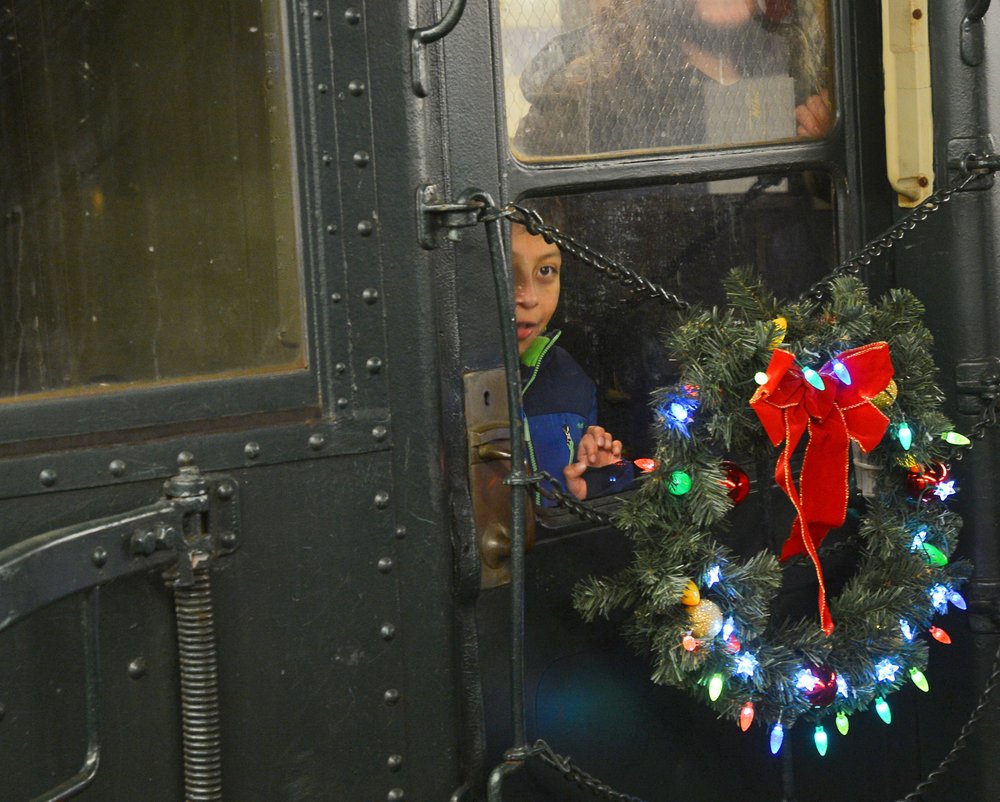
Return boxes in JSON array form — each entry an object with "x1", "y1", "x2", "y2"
[
  {"x1": 522, "y1": 173, "x2": 835, "y2": 458},
  {"x1": 500, "y1": 0, "x2": 833, "y2": 161},
  {"x1": 0, "y1": 0, "x2": 302, "y2": 401}
]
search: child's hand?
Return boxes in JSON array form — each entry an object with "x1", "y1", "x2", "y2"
[{"x1": 563, "y1": 425, "x2": 623, "y2": 500}]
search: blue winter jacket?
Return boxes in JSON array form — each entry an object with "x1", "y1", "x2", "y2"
[{"x1": 520, "y1": 332, "x2": 634, "y2": 506}]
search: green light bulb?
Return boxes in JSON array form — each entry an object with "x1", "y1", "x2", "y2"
[
  {"x1": 874, "y1": 696, "x2": 892, "y2": 724},
  {"x1": 897, "y1": 422, "x2": 913, "y2": 451},
  {"x1": 666, "y1": 470, "x2": 693, "y2": 496},
  {"x1": 920, "y1": 543, "x2": 949, "y2": 567},
  {"x1": 835, "y1": 711, "x2": 850, "y2": 736},
  {"x1": 942, "y1": 431, "x2": 971, "y2": 446},
  {"x1": 814, "y1": 725, "x2": 828, "y2": 756},
  {"x1": 803, "y1": 367, "x2": 825, "y2": 391},
  {"x1": 708, "y1": 673, "x2": 724, "y2": 701},
  {"x1": 909, "y1": 667, "x2": 930, "y2": 692}
]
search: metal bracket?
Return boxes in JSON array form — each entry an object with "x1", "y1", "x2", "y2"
[
  {"x1": 955, "y1": 357, "x2": 1000, "y2": 416},
  {"x1": 0, "y1": 465, "x2": 239, "y2": 632},
  {"x1": 947, "y1": 138, "x2": 998, "y2": 189},
  {"x1": 417, "y1": 184, "x2": 485, "y2": 249},
  {"x1": 961, "y1": 0, "x2": 992, "y2": 66}
]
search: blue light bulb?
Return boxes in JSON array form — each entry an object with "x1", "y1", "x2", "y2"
[
  {"x1": 832, "y1": 360, "x2": 852, "y2": 385},
  {"x1": 770, "y1": 722, "x2": 784, "y2": 754},
  {"x1": 948, "y1": 590, "x2": 968, "y2": 610}
]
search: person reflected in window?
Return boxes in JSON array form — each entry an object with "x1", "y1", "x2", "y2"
[
  {"x1": 513, "y1": 222, "x2": 634, "y2": 503},
  {"x1": 513, "y1": 0, "x2": 832, "y2": 158}
]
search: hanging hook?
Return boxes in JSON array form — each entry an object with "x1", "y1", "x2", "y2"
[
  {"x1": 961, "y1": 0, "x2": 992, "y2": 66},
  {"x1": 411, "y1": 0, "x2": 469, "y2": 97}
]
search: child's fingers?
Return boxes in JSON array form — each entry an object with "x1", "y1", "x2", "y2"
[{"x1": 612, "y1": 439, "x2": 622, "y2": 458}]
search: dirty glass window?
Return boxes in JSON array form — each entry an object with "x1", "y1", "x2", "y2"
[
  {"x1": 523, "y1": 173, "x2": 835, "y2": 458},
  {"x1": 500, "y1": 0, "x2": 833, "y2": 161},
  {"x1": 0, "y1": 0, "x2": 302, "y2": 400}
]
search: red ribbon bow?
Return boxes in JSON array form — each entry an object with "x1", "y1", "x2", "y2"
[{"x1": 750, "y1": 342, "x2": 893, "y2": 635}]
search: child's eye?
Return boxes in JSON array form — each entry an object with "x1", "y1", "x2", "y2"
[{"x1": 538, "y1": 264, "x2": 559, "y2": 278}]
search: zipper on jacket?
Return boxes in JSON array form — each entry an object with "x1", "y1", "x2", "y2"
[{"x1": 562, "y1": 424, "x2": 575, "y2": 466}]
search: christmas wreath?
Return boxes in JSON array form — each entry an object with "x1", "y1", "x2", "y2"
[{"x1": 573, "y1": 268, "x2": 971, "y2": 754}]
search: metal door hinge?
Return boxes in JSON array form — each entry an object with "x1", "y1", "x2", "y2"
[{"x1": 947, "y1": 137, "x2": 998, "y2": 189}]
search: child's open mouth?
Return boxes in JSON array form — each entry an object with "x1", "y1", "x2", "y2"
[{"x1": 516, "y1": 323, "x2": 535, "y2": 340}]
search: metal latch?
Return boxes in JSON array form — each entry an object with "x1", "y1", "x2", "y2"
[
  {"x1": 0, "y1": 465, "x2": 239, "y2": 630},
  {"x1": 417, "y1": 184, "x2": 486, "y2": 249},
  {"x1": 956, "y1": 358, "x2": 1000, "y2": 416},
  {"x1": 464, "y1": 368, "x2": 535, "y2": 589}
]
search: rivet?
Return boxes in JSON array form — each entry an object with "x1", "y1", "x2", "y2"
[
  {"x1": 378, "y1": 557, "x2": 393, "y2": 574},
  {"x1": 331, "y1": 292, "x2": 343, "y2": 304},
  {"x1": 39, "y1": 469, "x2": 57, "y2": 487},
  {"x1": 327, "y1": 223, "x2": 338, "y2": 235},
  {"x1": 317, "y1": 83, "x2": 329, "y2": 94},
  {"x1": 177, "y1": 451, "x2": 195, "y2": 467},
  {"x1": 336, "y1": 397, "x2": 350, "y2": 409},
  {"x1": 372, "y1": 424, "x2": 388, "y2": 442},
  {"x1": 128, "y1": 657, "x2": 147, "y2": 679},
  {"x1": 244, "y1": 442, "x2": 261, "y2": 460},
  {"x1": 345, "y1": 8, "x2": 361, "y2": 25},
  {"x1": 312, "y1": 9, "x2": 323, "y2": 20},
  {"x1": 322, "y1": 153, "x2": 333, "y2": 166},
  {"x1": 374, "y1": 491, "x2": 390, "y2": 509},
  {"x1": 357, "y1": 219, "x2": 373, "y2": 236},
  {"x1": 220, "y1": 531, "x2": 238, "y2": 549},
  {"x1": 918, "y1": 176, "x2": 929, "y2": 187},
  {"x1": 366, "y1": 356, "x2": 382, "y2": 373},
  {"x1": 109, "y1": 459, "x2": 126, "y2": 477},
  {"x1": 383, "y1": 688, "x2": 400, "y2": 705},
  {"x1": 912, "y1": 8, "x2": 922, "y2": 19},
  {"x1": 387, "y1": 790, "x2": 404, "y2": 802},
  {"x1": 216, "y1": 481, "x2": 235, "y2": 500},
  {"x1": 92, "y1": 547, "x2": 108, "y2": 568},
  {"x1": 353, "y1": 150, "x2": 370, "y2": 167},
  {"x1": 348, "y1": 79, "x2": 365, "y2": 96},
  {"x1": 362, "y1": 287, "x2": 379, "y2": 304},
  {"x1": 308, "y1": 433, "x2": 326, "y2": 450},
  {"x1": 335, "y1": 362, "x2": 347, "y2": 374},
  {"x1": 380, "y1": 623, "x2": 396, "y2": 641},
  {"x1": 395, "y1": 525, "x2": 407, "y2": 539},
  {"x1": 387, "y1": 754, "x2": 403, "y2": 772}
]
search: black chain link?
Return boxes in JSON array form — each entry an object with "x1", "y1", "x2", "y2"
[
  {"x1": 505, "y1": 204, "x2": 692, "y2": 310},
  {"x1": 511, "y1": 740, "x2": 648, "y2": 802},
  {"x1": 897, "y1": 637, "x2": 1000, "y2": 802},
  {"x1": 527, "y1": 469, "x2": 614, "y2": 525},
  {"x1": 802, "y1": 170, "x2": 985, "y2": 302}
]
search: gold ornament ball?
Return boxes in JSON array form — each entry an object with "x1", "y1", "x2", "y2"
[
  {"x1": 688, "y1": 599, "x2": 724, "y2": 638},
  {"x1": 871, "y1": 379, "x2": 898, "y2": 411}
]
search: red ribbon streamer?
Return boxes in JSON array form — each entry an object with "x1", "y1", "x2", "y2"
[{"x1": 750, "y1": 342, "x2": 893, "y2": 635}]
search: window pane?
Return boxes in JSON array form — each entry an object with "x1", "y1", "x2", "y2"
[
  {"x1": 522, "y1": 174, "x2": 835, "y2": 457},
  {"x1": 501, "y1": 0, "x2": 833, "y2": 161},
  {"x1": 0, "y1": 0, "x2": 302, "y2": 400}
]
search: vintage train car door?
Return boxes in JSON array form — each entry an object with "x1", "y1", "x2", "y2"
[
  {"x1": 0, "y1": 2, "x2": 465, "y2": 800},
  {"x1": 440, "y1": 1, "x2": 1000, "y2": 801}
]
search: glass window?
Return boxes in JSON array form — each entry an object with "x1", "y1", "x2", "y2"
[
  {"x1": 500, "y1": 0, "x2": 834, "y2": 161},
  {"x1": 521, "y1": 173, "x2": 835, "y2": 458},
  {"x1": 0, "y1": 0, "x2": 302, "y2": 400}
]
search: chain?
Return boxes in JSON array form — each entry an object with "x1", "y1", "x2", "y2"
[
  {"x1": 505, "y1": 204, "x2": 692, "y2": 310},
  {"x1": 802, "y1": 170, "x2": 985, "y2": 302},
  {"x1": 509, "y1": 740, "x2": 648, "y2": 802},
  {"x1": 520, "y1": 469, "x2": 614, "y2": 526}
]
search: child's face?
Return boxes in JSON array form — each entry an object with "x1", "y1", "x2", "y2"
[{"x1": 512, "y1": 223, "x2": 562, "y2": 355}]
